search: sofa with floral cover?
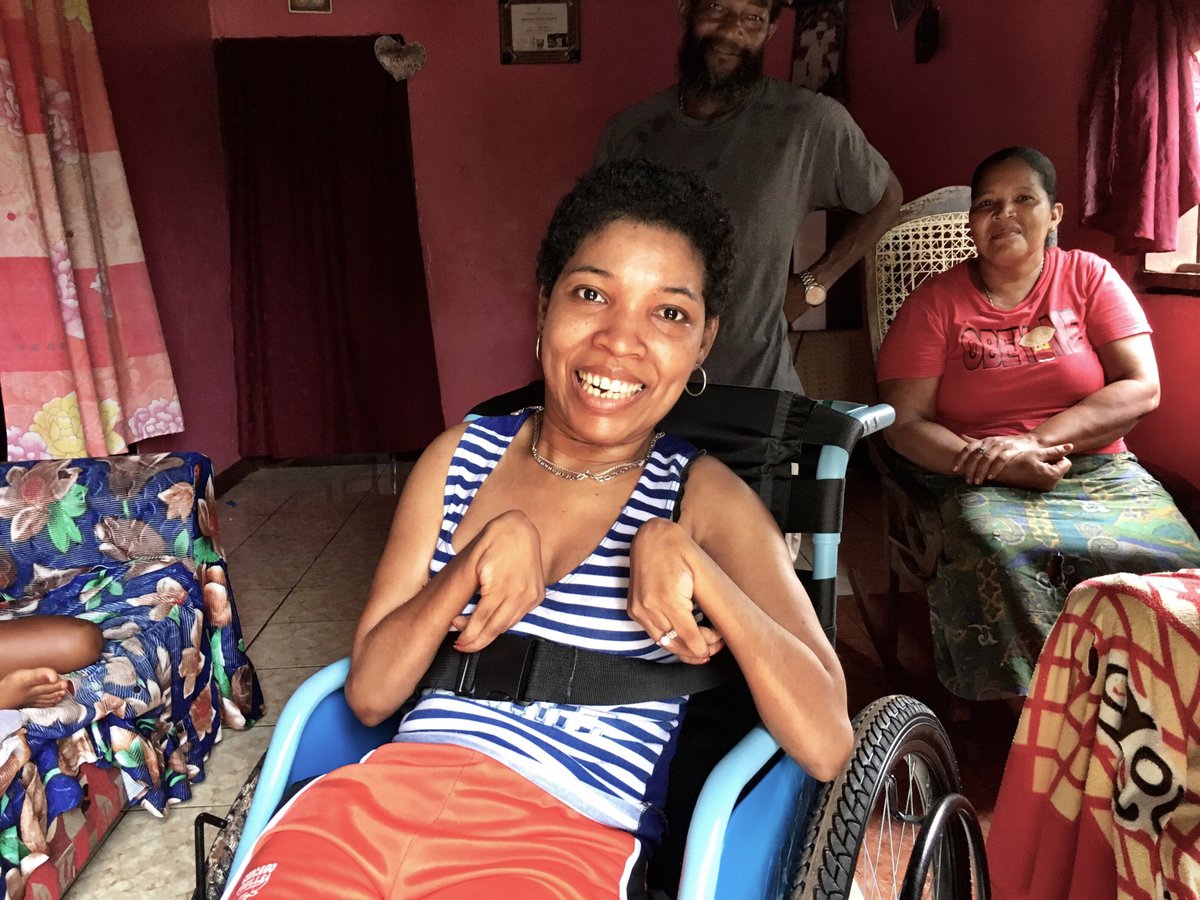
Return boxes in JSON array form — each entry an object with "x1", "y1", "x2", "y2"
[{"x1": 0, "y1": 452, "x2": 263, "y2": 900}]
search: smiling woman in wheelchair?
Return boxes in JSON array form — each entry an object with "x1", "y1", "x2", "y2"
[
  {"x1": 225, "y1": 159, "x2": 852, "y2": 899},
  {"x1": 876, "y1": 146, "x2": 1200, "y2": 704}
]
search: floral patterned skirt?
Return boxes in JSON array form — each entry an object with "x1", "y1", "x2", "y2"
[{"x1": 911, "y1": 453, "x2": 1200, "y2": 701}]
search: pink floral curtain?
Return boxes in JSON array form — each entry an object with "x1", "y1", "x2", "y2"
[
  {"x1": 1081, "y1": 0, "x2": 1200, "y2": 254},
  {"x1": 0, "y1": 0, "x2": 182, "y2": 461}
]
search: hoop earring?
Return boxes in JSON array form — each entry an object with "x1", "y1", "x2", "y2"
[
  {"x1": 684, "y1": 365, "x2": 707, "y2": 397},
  {"x1": 535, "y1": 334, "x2": 541, "y2": 361}
]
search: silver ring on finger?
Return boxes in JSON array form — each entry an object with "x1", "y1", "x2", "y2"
[
  {"x1": 658, "y1": 628, "x2": 678, "y2": 647},
  {"x1": 976, "y1": 443, "x2": 988, "y2": 455}
]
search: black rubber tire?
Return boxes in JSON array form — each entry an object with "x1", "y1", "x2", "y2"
[{"x1": 790, "y1": 694, "x2": 963, "y2": 899}]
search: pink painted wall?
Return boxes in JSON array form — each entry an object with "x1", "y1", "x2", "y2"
[
  {"x1": 1124, "y1": 295, "x2": 1200, "y2": 493},
  {"x1": 91, "y1": 0, "x2": 1199, "y2": 490},
  {"x1": 91, "y1": 2, "x2": 240, "y2": 473},
  {"x1": 843, "y1": 1, "x2": 1113, "y2": 251},
  {"x1": 843, "y1": 0, "x2": 1133, "y2": 276},
  {"x1": 209, "y1": 0, "x2": 794, "y2": 423}
]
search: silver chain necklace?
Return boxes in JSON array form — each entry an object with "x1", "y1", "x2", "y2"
[
  {"x1": 529, "y1": 409, "x2": 662, "y2": 483},
  {"x1": 981, "y1": 257, "x2": 1045, "y2": 308}
]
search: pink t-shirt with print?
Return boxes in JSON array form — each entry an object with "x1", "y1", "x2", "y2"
[{"x1": 876, "y1": 247, "x2": 1150, "y2": 454}]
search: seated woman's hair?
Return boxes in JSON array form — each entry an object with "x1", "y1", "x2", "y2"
[
  {"x1": 970, "y1": 146, "x2": 1058, "y2": 203},
  {"x1": 535, "y1": 159, "x2": 737, "y2": 320}
]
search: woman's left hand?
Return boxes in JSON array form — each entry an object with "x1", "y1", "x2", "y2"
[{"x1": 628, "y1": 517, "x2": 725, "y2": 664}]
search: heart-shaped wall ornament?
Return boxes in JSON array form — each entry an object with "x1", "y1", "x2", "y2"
[{"x1": 374, "y1": 35, "x2": 427, "y2": 81}]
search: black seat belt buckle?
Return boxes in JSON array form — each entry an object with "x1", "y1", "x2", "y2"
[{"x1": 454, "y1": 636, "x2": 538, "y2": 704}]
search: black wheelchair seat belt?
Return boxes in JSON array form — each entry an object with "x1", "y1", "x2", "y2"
[{"x1": 416, "y1": 632, "x2": 738, "y2": 706}]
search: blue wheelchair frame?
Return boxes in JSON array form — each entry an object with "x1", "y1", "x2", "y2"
[{"x1": 226, "y1": 401, "x2": 894, "y2": 899}]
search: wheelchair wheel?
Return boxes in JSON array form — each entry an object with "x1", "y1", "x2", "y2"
[{"x1": 790, "y1": 695, "x2": 968, "y2": 899}]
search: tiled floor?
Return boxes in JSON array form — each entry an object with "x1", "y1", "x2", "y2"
[{"x1": 65, "y1": 457, "x2": 1013, "y2": 898}]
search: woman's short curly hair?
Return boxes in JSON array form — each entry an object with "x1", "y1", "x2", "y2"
[{"x1": 535, "y1": 159, "x2": 737, "y2": 320}]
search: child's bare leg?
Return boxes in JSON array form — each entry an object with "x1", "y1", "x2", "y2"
[
  {"x1": 0, "y1": 668, "x2": 67, "y2": 708},
  {"x1": 0, "y1": 616, "x2": 104, "y2": 679},
  {"x1": 0, "y1": 618, "x2": 102, "y2": 710}
]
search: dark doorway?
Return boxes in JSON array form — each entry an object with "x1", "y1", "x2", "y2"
[{"x1": 215, "y1": 36, "x2": 443, "y2": 459}]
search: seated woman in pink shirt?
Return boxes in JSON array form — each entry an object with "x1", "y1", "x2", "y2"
[{"x1": 876, "y1": 146, "x2": 1200, "y2": 703}]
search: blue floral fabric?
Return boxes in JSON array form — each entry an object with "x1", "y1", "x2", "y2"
[{"x1": 0, "y1": 452, "x2": 263, "y2": 890}]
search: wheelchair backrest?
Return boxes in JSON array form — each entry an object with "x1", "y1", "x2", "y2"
[{"x1": 468, "y1": 381, "x2": 864, "y2": 636}]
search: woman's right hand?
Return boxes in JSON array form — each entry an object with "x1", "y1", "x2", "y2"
[{"x1": 452, "y1": 510, "x2": 546, "y2": 652}]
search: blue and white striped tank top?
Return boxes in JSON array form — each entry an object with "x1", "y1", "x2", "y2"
[{"x1": 394, "y1": 409, "x2": 700, "y2": 845}]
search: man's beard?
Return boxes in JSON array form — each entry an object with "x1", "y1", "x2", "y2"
[{"x1": 677, "y1": 31, "x2": 765, "y2": 106}]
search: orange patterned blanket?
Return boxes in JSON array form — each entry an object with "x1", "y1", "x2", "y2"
[{"x1": 987, "y1": 569, "x2": 1200, "y2": 899}]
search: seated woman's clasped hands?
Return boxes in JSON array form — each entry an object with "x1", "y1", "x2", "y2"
[
  {"x1": 877, "y1": 146, "x2": 1200, "y2": 702},
  {"x1": 951, "y1": 431, "x2": 1074, "y2": 492},
  {"x1": 225, "y1": 159, "x2": 851, "y2": 900}
]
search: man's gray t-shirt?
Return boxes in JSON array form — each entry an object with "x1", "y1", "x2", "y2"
[{"x1": 594, "y1": 78, "x2": 891, "y2": 392}]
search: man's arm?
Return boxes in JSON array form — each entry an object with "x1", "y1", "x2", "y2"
[{"x1": 785, "y1": 172, "x2": 902, "y2": 321}]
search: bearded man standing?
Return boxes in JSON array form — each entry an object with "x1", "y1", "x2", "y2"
[{"x1": 594, "y1": 0, "x2": 902, "y2": 392}]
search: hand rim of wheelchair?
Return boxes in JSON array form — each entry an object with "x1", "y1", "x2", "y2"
[
  {"x1": 899, "y1": 791, "x2": 991, "y2": 900},
  {"x1": 790, "y1": 694, "x2": 978, "y2": 899}
]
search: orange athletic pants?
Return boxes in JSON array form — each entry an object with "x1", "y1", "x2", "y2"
[{"x1": 226, "y1": 742, "x2": 649, "y2": 899}]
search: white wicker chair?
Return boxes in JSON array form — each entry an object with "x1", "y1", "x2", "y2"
[
  {"x1": 857, "y1": 187, "x2": 976, "y2": 675},
  {"x1": 864, "y1": 186, "x2": 975, "y2": 363}
]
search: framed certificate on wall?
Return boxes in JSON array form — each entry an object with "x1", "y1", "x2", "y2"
[
  {"x1": 500, "y1": 0, "x2": 580, "y2": 64},
  {"x1": 288, "y1": 0, "x2": 332, "y2": 13}
]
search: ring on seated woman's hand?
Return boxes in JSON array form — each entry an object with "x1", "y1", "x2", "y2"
[
  {"x1": 658, "y1": 628, "x2": 678, "y2": 647},
  {"x1": 976, "y1": 444, "x2": 988, "y2": 454}
]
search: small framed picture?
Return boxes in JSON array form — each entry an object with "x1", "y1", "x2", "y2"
[
  {"x1": 500, "y1": 0, "x2": 580, "y2": 65},
  {"x1": 289, "y1": 0, "x2": 332, "y2": 13},
  {"x1": 791, "y1": 0, "x2": 848, "y2": 99}
]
